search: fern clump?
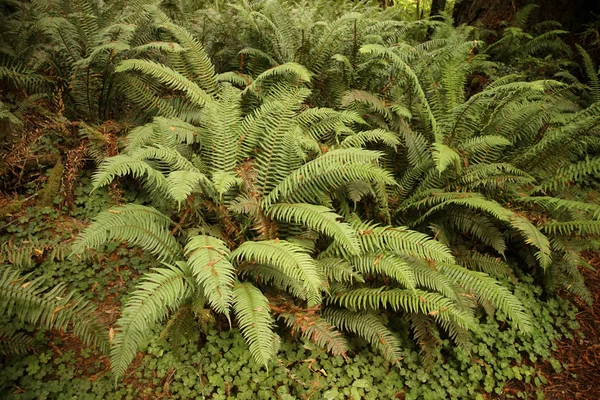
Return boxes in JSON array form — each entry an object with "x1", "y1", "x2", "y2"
[
  {"x1": 0, "y1": 266, "x2": 108, "y2": 356},
  {"x1": 70, "y1": 16, "x2": 537, "y2": 378},
  {"x1": 3, "y1": 0, "x2": 597, "y2": 387}
]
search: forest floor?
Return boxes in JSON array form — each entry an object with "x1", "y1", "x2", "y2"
[{"x1": 503, "y1": 252, "x2": 600, "y2": 399}]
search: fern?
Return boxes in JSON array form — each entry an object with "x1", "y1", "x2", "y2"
[
  {"x1": 71, "y1": 204, "x2": 182, "y2": 262},
  {"x1": 232, "y1": 281, "x2": 279, "y2": 369},
  {"x1": 185, "y1": 235, "x2": 235, "y2": 318},
  {"x1": 268, "y1": 203, "x2": 361, "y2": 255},
  {"x1": 0, "y1": 266, "x2": 108, "y2": 355},
  {"x1": 231, "y1": 240, "x2": 324, "y2": 307},
  {"x1": 110, "y1": 262, "x2": 193, "y2": 378},
  {"x1": 322, "y1": 308, "x2": 403, "y2": 364}
]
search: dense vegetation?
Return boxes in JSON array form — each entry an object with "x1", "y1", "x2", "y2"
[{"x1": 1, "y1": 0, "x2": 599, "y2": 398}]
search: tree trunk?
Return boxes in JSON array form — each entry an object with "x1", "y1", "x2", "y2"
[
  {"x1": 378, "y1": 0, "x2": 394, "y2": 9},
  {"x1": 429, "y1": 0, "x2": 447, "y2": 18},
  {"x1": 452, "y1": 0, "x2": 600, "y2": 33}
]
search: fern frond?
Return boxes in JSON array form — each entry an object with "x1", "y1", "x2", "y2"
[
  {"x1": 71, "y1": 204, "x2": 181, "y2": 262},
  {"x1": 156, "y1": 18, "x2": 219, "y2": 95},
  {"x1": 330, "y1": 288, "x2": 475, "y2": 329},
  {"x1": 110, "y1": 262, "x2": 193, "y2": 378},
  {"x1": 278, "y1": 311, "x2": 349, "y2": 358},
  {"x1": 340, "y1": 129, "x2": 400, "y2": 150},
  {"x1": 576, "y1": 44, "x2": 600, "y2": 103},
  {"x1": 231, "y1": 240, "x2": 324, "y2": 306},
  {"x1": 457, "y1": 253, "x2": 514, "y2": 279},
  {"x1": 537, "y1": 157, "x2": 600, "y2": 192},
  {"x1": 322, "y1": 308, "x2": 403, "y2": 364},
  {"x1": 353, "y1": 220, "x2": 455, "y2": 264},
  {"x1": 166, "y1": 170, "x2": 206, "y2": 206},
  {"x1": 232, "y1": 281, "x2": 278, "y2": 369},
  {"x1": 0, "y1": 330, "x2": 37, "y2": 356},
  {"x1": 263, "y1": 149, "x2": 396, "y2": 208},
  {"x1": 115, "y1": 59, "x2": 214, "y2": 107},
  {"x1": 347, "y1": 253, "x2": 416, "y2": 290},
  {"x1": 432, "y1": 143, "x2": 460, "y2": 175},
  {"x1": 407, "y1": 313, "x2": 439, "y2": 367},
  {"x1": 437, "y1": 264, "x2": 533, "y2": 331},
  {"x1": 244, "y1": 62, "x2": 313, "y2": 94},
  {"x1": 0, "y1": 267, "x2": 108, "y2": 354},
  {"x1": 185, "y1": 235, "x2": 235, "y2": 318},
  {"x1": 268, "y1": 203, "x2": 361, "y2": 255},
  {"x1": 239, "y1": 263, "x2": 307, "y2": 300},
  {"x1": 316, "y1": 258, "x2": 364, "y2": 284},
  {"x1": 541, "y1": 220, "x2": 600, "y2": 236}
]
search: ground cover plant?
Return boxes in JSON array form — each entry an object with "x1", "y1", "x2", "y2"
[{"x1": 1, "y1": 0, "x2": 599, "y2": 398}]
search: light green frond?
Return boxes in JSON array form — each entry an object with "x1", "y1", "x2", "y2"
[
  {"x1": 71, "y1": 204, "x2": 181, "y2": 262},
  {"x1": 201, "y1": 86, "x2": 243, "y2": 174},
  {"x1": 0, "y1": 267, "x2": 108, "y2": 355},
  {"x1": 166, "y1": 170, "x2": 206, "y2": 206},
  {"x1": 508, "y1": 215, "x2": 552, "y2": 269},
  {"x1": 125, "y1": 123, "x2": 157, "y2": 152},
  {"x1": 437, "y1": 264, "x2": 533, "y2": 332},
  {"x1": 92, "y1": 154, "x2": 168, "y2": 192},
  {"x1": 231, "y1": 240, "x2": 324, "y2": 306},
  {"x1": 268, "y1": 203, "x2": 361, "y2": 256},
  {"x1": 244, "y1": 62, "x2": 313, "y2": 94},
  {"x1": 347, "y1": 253, "x2": 416, "y2": 290},
  {"x1": 239, "y1": 263, "x2": 307, "y2": 300},
  {"x1": 340, "y1": 129, "x2": 400, "y2": 150},
  {"x1": 278, "y1": 312, "x2": 349, "y2": 358},
  {"x1": 212, "y1": 171, "x2": 242, "y2": 200},
  {"x1": 263, "y1": 149, "x2": 396, "y2": 208},
  {"x1": 316, "y1": 258, "x2": 364, "y2": 284},
  {"x1": 155, "y1": 19, "x2": 219, "y2": 95},
  {"x1": 185, "y1": 236, "x2": 235, "y2": 317},
  {"x1": 110, "y1": 262, "x2": 193, "y2": 378},
  {"x1": 322, "y1": 309, "x2": 403, "y2": 364},
  {"x1": 353, "y1": 220, "x2": 455, "y2": 264},
  {"x1": 216, "y1": 71, "x2": 253, "y2": 87},
  {"x1": 131, "y1": 41, "x2": 185, "y2": 54},
  {"x1": 409, "y1": 192, "x2": 552, "y2": 269},
  {"x1": 232, "y1": 281, "x2": 279, "y2": 369},
  {"x1": 411, "y1": 261, "x2": 460, "y2": 300},
  {"x1": 115, "y1": 59, "x2": 214, "y2": 107},
  {"x1": 330, "y1": 288, "x2": 475, "y2": 329},
  {"x1": 127, "y1": 145, "x2": 200, "y2": 173},
  {"x1": 432, "y1": 143, "x2": 460, "y2": 175}
]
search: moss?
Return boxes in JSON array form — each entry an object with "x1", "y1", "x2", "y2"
[
  {"x1": 38, "y1": 161, "x2": 64, "y2": 207},
  {"x1": 0, "y1": 199, "x2": 25, "y2": 219}
]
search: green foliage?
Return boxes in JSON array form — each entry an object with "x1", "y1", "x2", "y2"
[
  {"x1": 0, "y1": 266, "x2": 108, "y2": 355},
  {"x1": 0, "y1": 278, "x2": 580, "y2": 400},
  {"x1": 2, "y1": 0, "x2": 600, "y2": 396}
]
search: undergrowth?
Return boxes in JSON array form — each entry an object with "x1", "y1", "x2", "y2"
[
  {"x1": 0, "y1": 0, "x2": 599, "y2": 398},
  {"x1": 0, "y1": 277, "x2": 579, "y2": 399}
]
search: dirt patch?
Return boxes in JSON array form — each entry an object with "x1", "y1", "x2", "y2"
[
  {"x1": 540, "y1": 253, "x2": 600, "y2": 399},
  {"x1": 501, "y1": 252, "x2": 600, "y2": 399}
]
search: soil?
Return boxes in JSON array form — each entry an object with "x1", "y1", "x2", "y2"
[{"x1": 503, "y1": 252, "x2": 600, "y2": 399}]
